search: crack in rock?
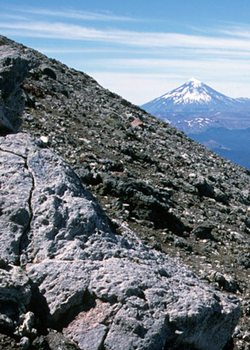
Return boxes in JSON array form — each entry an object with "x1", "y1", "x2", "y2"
[
  {"x1": 0, "y1": 146, "x2": 35, "y2": 266},
  {"x1": 19, "y1": 155, "x2": 35, "y2": 266},
  {"x1": 0, "y1": 147, "x2": 33, "y2": 265}
]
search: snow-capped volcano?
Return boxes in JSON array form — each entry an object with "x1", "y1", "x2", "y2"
[
  {"x1": 141, "y1": 79, "x2": 250, "y2": 132},
  {"x1": 162, "y1": 78, "x2": 213, "y2": 104},
  {"x1": 143, "y1": 78, "x2": 236, "y2": 112},
  {"x1": 141, "y1": 79, "x2": 250, "y2": 168}
]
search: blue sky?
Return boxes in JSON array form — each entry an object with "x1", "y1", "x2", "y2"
[{"x1": 1, "y1": 0, "x2": 250, "y2": 104}]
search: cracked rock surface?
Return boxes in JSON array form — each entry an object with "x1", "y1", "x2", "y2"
[{"x1": 0, "y1": 133, "x2": 240, "y2": 350}]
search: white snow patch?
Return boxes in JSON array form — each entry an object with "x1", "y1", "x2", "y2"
[
  {"x1": 163, "y1": 87, "x2": 211, "y2": 104},
  {"x1": 161, "y1": 79, "x2": 214, "y2": 104},
  {"x1": 184, "y1": 117, "x2": 213, "y2": 127},
  {"x1": 189, "y1": 77, "x2": 202, "y2": 88},
  {"x1": 181, "y1": 90, "x2": 211, "y2": 104},
  {"x1": 151, "y1": 78, "x2": 238, "y2": 109}
]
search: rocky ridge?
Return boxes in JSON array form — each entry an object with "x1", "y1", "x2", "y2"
[{"x1": 0, "y1": 35, "x2": 250, "y2": 349}]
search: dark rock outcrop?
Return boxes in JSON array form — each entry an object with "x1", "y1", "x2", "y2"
[
  {"x1": 0, "y1": 44, "x2": 31, "y2": 134},
  {"x1": 0, "y1": 133, "x2": 240, "y2": 350}
]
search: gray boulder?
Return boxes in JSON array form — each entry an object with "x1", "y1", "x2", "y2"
[{"x1": 0, "y1": 133, "x2": 240, "y2": 349}]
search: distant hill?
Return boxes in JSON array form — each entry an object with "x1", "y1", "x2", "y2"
[
  {"x1": 189, "y1": 127, "x2": 250, "y2": 169},
  {"x1": 142, "y1": 78, "x2": 250, "y2": 168}
]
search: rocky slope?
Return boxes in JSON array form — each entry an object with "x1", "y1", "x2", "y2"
[
  {"x1": 0, "y1": 133, "x2": 241, "y2": 350},
  {"x1": 0, "y1": 35, "x2": 250, "y2": 349}
]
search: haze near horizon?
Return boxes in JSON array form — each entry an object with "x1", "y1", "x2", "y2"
[{"x1": 0, "y1": 0, "x2": 250, "y2": 104}]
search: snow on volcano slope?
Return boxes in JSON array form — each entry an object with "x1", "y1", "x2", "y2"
[
  {"x1": 143, "y1": 78, "x2": 236, "y2": 110},
  {"x1": 141, "y1": 79, "x2": 250, "y2": 168},
  {"x1": 141, "y1": 79, "x2": 250, "y2": 132}
]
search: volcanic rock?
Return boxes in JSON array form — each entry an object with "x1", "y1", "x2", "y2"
[
  {"x1": 0, "y1": 35, "x2": 250, "y2": 349},
  {"x1": 0, "y1": 133, "x2": 241, "y2": 350}
]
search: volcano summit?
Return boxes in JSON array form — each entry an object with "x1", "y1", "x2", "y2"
[
  {"x1": 142, "y1": 79, "x2": 250, "y2": 168},
  {"x1": 142, "y1": 78, "x2": 250, "y2": 130}
]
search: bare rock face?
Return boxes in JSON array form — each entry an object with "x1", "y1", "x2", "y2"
[
  {"x1": 0, "y1": 44, "x2": 31, "y2": 134},
  {"x1": 0, "y1": 133, "x2": 240, "y2": 350}
]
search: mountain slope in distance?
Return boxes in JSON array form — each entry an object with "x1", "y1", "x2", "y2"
[
  {"x1": 142, "y1": 79, "x2": 250, "y2": 168},
  {"x1": 189, "y1": 127, "x2": 250, "y2": 169},
  {"x1": 142, "y1": 78, "x2": 250, "y2": 131},
  {"x1": 144, "y1": 78, "x2": 237, "y2": 109}
]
